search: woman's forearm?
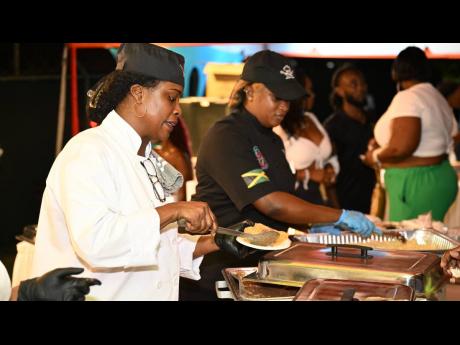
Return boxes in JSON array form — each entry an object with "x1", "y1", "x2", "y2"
[
  {"x1": 193, "y1": 235, "x2": 220, "y2": 259},
  {"x1": 376, "y1": 117, "x2": 421, "y2": 163},
  {"x1": 253, "y1": 191, "x2": 342, "y2": 226},
  {"x1": 376, "y1": 146, "x2": 414, "y2": 163},
  {"x1": 156, "y1": 203, "x2": 180, "y2": 231}
]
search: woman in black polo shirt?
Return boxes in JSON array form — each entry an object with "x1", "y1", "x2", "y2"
[{"x1": 180, "y1": 50, "x2": 381, "y2": 300}]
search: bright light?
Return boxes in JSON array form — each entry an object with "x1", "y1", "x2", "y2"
[
  {"x1": 268, "y1": 43, "x2": 460, "y2": 58},
  {"x1": 200, "y1": 100, "x2": 210, "y2": 107}
]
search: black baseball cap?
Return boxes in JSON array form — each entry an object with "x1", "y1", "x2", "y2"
[
  {"x1": 241, "y1": 50, "x2": 307, "y2": 101},
  {"x1": 116, "y1": 43, "x2": 185, "y2": 87}
]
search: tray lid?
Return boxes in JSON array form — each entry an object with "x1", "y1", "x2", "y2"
[
  {"x1": 293, "y1": 278, "x2": 415, "y2": 301},
  {"x1": 261, "y1": 243, "x2": 440, "y2": 274},
  {"x1": 220, "y1": 267, "x2": 298, "y2": 301}
]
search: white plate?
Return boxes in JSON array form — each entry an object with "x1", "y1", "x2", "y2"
[{"x1": 236, "y1": 236, "x2": 292, "y2": 250}]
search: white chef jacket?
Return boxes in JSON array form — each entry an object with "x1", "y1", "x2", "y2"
[
  {"x1": 30, "y1": 110, "x2": 204, "y2": 301},
  {"x1": 0, "y1": 260, "x2": 12, "y2": 301}
]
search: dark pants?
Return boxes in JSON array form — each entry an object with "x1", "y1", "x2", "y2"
[{"x1": 179, "y1": 250, "x2": 265, "y2": 301}]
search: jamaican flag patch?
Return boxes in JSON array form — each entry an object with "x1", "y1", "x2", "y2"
[{"x1": 241, "y1": 169, "x2": 270, "y2": 189}]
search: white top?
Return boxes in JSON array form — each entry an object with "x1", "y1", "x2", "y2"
[
  {"x1": 0, "y1": 260, "x2": 11, "y2": 301},
  {"x1": 274, "y1": 112, "x2": 340, "y2": 189},
  {"x1": 31, "y1": 111, "x2": 203, "y2": 301},
  {"x1": 374, "y1": 83, "x2": 458, "y2": 157}
]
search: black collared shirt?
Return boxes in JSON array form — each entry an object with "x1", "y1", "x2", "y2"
[
  {"x1": 192, "y1": 107, "x2": 295, "y2": 230},
  {"x1": 324, "y1": 110, "x2": 376, "y2": 213}
]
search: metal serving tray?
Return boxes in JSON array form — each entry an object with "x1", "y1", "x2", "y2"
[
  {"x1": 216, "y1": 267, "x2": 299, "y2": 301},
  {"x1": 293, "y1": 278, "x2": 415, "y2": 301},
  {"x1": 248, "y1": 242, "x2": 445, "y2": 298},
  {"x1": 294, "y1": 229, "x2": 459, "y2": 255}
]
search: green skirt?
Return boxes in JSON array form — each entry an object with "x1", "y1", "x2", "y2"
[{"x1": 384, "y1": 160, "x2": 458, "y2": 221}]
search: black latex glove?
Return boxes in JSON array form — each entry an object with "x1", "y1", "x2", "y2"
[
  {"x1": 214, "y1": 219, "x2": 257, "y2": 259},
  {"x1": 18, "y1": 267, "x2": 101, "y2": 301}
]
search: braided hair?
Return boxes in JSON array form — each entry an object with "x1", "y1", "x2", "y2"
[{"x1": 86, "y1": 70, "x2": 160, "y2": 125}]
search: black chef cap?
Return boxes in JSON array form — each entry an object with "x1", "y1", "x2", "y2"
[{"x1": 116, "y1": 43, "x2": 185, "y2": 86}]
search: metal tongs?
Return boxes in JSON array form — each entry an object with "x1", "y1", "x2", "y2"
[{"x1": 177, "y1": 218, "x2": 280, "y2": 246}]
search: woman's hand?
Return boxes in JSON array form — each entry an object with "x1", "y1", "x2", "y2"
[
  {"x1": 157, "y1": 201, "x2": 217, "y2": 234},
  {"x1": 361, "y1": 138, "x2": 380, "y2": 168},
  {"x1": 176, "y1": 201, "x2": 218, "y2": 234},
  {"x1": 323, "y1": 165, "x2": 336, "y2": 186},
  {"x1": 361, "y1": 149, "x2": 376, "y2": 168},
  {"x1": 367, "y1": 138, "x2": 379, "y2": 152},
  {"x1": 441, "y1": 246, "x2": 460, "y2": 284},
  {"x1": 309, "y1": 165, "x2": 337, "y2": 185},
  {"x1": 309, "y1": 166, "x2": 326, "y2": 184}
]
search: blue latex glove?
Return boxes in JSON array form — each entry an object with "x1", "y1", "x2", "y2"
[
  {"x1": 335, "y1": 210, "x2": 382, "y2": 238},
  {"x1": 310, "y1": 224, "x2": 342, "y2": 236}
]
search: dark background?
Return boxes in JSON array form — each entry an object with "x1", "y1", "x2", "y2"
[{"x1": 1, "y1": 43, "x2": 459, "y2": 275}]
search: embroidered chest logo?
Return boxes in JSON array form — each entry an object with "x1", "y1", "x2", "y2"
[
  {"x1": 280, "y1": 65, "x2": 295, "y2": 80},
  {"x1": 241, "y1": 169, "x2": 270, "y2": 189},
  {"x1": 253, "y1": 145, "x2": 269, "y2": 170}
]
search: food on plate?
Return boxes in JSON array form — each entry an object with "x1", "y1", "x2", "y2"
[{"x1": 243, "y1": 223, "x2": 289, "y2": 247}]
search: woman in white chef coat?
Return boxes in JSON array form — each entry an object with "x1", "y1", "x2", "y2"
[
  {"x1": 29, "y1": 43, "x2": 219, "y2": 301},
  {"x1": 0, "y1": 260, "x2": 12, "y2": 301}
]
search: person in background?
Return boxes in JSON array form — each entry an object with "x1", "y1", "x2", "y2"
[
  {"x1": 30, "y1": 43, "x2": 219, "y2": 301},
  {"x1": 324, "y1": 64, "x2": 376, "y2": 214},
  {"x1": 362, "y1": 46, "x2": 458, "y2": 222},
  {"x1": 437, "y1": 80, "x2": 460, "y2": 121},
  {"x1": 437, "y1": 80, "x2": 460, "y2": 159},
  {"x1": 181, "y1": 50, "x2": 381, "y2": 300},
  {"x1": 274, "y1": 68, "x2": 340, "y2": 207},
  {"x1": 154, "y1": 117, "x2": 194, "y2": 201},
  {"x1": 1, "y1": 260, "x2": 100, "y2": 301}
]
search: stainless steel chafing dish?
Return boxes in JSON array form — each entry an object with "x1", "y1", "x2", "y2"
[
  {"x1": 293, "y1": 278, "x2": 415, "y2": 301},
  {"x1": 294, "y1": 229, "x2": 459, "y2": 255},
  {"x1": 216, "y1": 267, "x2": 299, "y2": 301},
  {"x1": 245, "y1": 242, "x2": 446, "y2": 299}
]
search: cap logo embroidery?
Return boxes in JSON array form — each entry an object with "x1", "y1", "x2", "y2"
[{"x1": 280, "y1": 65, "x2": 295, "y2": 80}]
